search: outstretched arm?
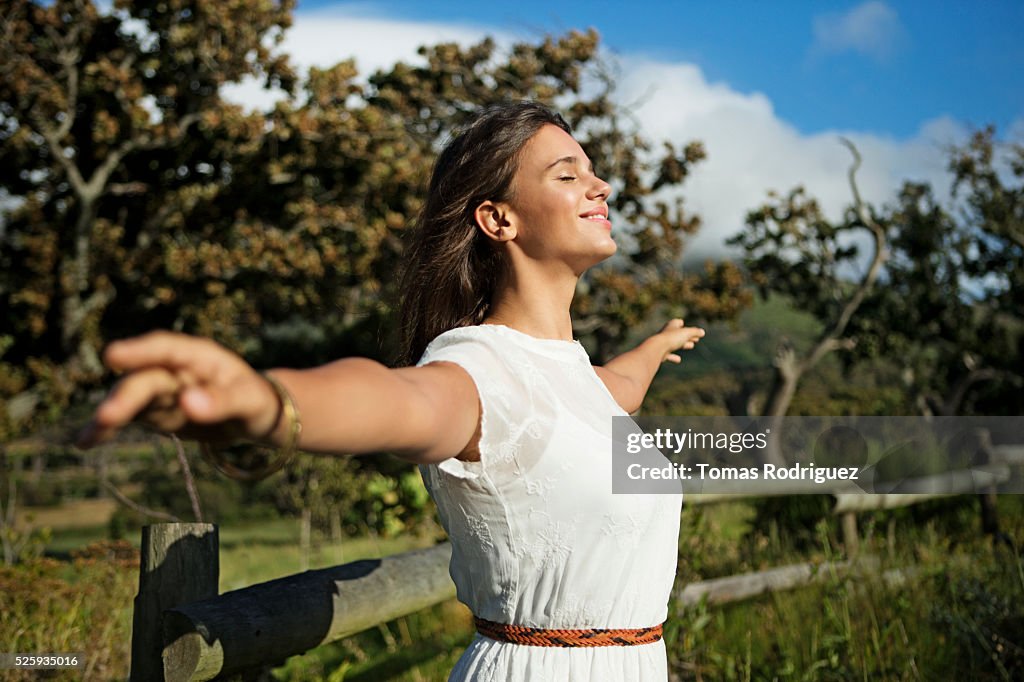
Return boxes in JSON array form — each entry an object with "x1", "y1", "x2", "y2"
[
  {"x1": 76, "y1": 331, "x2": 481, "y2": 465},
  {"x1": 594, "y1": 319, "x2": 705, "y2": 413}
]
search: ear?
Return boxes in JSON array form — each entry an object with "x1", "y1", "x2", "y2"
[{"x1": 474, "y1": 201, "x2": 516, "y2": 243}]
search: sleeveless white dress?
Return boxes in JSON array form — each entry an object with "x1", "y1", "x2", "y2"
[{"x1": 416, "y1": 324, "x2": 683, "y2": 681}]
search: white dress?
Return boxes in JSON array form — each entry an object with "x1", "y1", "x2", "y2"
[{"x1": 417, "y1": 324, "x2": 683, "y2": 681}]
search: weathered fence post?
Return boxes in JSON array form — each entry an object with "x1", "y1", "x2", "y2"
[
  {"x1": 975, "y1": 429, "x2": 1001, "y2": 540},
  {"x1": 841, "y1": 511, "x2": 859, "y2": 558},
  {"x1": 130, "y1": 523, "x2": 219, "y2": 682}
]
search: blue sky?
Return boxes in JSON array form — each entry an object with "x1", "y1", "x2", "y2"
[
  {"x1": 300, "y1": 0, "x2": 1024, "y2": 139},
  {"x1": 225, "y1": 1, "x2": 1022, "y2": 259}
]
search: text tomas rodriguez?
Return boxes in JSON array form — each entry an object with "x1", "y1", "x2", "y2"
[{"x1": 625, "y1": 462, "x2": 861, "y2": 484}]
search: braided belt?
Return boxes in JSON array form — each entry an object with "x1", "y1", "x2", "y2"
[{"x1": 474, "y1": 617, "x2": 664, "y2": 647}]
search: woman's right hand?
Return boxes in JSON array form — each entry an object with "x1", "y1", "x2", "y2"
[{"x1": 75, "y1": 331, "x2": 282, "y2": 449}]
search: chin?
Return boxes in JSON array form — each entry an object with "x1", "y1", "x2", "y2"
[
  {"x1": 574, "y1": 242, "x2": 617, "y2": 273},
  {"x1": 597, "y1": 237, "x2": 618, "y2": 259}
]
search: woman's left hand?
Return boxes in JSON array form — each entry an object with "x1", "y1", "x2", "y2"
[{"x1": 656, "y1": 318, "x2": 705, "y2": 363}]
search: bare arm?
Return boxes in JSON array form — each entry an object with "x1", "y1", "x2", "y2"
[
  {"x1": 76, "y1": 331, "x2": 480, "y2": 465},
  {"x1": 594, "y1": 319, "x2": 705, "y2": 413},
  {"x1": 268, "y1": 360, "x2": 479, "y2": 462}
]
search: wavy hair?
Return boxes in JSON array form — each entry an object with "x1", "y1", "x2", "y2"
[{"x1": 397, "y1": 101, "x2": 571, "y2": 365}]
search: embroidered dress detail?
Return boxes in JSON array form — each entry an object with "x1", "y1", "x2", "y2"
[{"x1": 416, "y1": 324, "x2": 683, "y2": 681}]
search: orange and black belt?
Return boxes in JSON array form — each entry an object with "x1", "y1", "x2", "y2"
[{"x1": 474, "y1": 617, "x2": 664, "y2": 647}]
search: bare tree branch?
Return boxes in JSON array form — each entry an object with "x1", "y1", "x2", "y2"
[
  {"x1": 763, "y1": 141, "x2": 888, "y2": 421},
  {"x1": 99, "y1": 477, "x2": 181, "y2": 524},
  {"x1": 171, "y1": 435, "x2": 204, "y2": 523},
  {"x1": 802, "y1": 141, "x2": 889, "y2": 373}
]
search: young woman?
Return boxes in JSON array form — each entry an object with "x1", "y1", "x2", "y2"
[{"x1": 79, "y1": 101, "x2": 704, "y2": 680}]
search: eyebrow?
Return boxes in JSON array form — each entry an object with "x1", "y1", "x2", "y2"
[{"x1": 545, "y1": 155, "x2": 594, "y2": 173}]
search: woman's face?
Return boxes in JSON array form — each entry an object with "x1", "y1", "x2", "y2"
[{"x1": 502, "y1": 124, "x2": 615, "y2": 273}]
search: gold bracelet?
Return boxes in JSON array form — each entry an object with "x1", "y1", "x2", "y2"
[{"x1": 199, "y1": 372, "x2": 302, "y2": 482}]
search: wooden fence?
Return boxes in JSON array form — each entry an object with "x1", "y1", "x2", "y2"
[{"x1": 130, "y1": 443, "x2": 1024, "y2": 681}]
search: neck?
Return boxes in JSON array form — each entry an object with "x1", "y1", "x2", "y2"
[{"x1": 483, "y1": 261, "x2": 578, "y2": 341}]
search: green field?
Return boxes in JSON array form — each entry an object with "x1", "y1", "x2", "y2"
[{"x1": 3, "y1": 492, "x2": 1022, "y2": 681}]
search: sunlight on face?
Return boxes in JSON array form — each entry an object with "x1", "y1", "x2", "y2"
[{"x1": 507, "y1": 125, "x2": 616, "y2": 274}]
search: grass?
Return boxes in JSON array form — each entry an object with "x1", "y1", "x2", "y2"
[
  {"x1": 4, "y1": 492, "x2": 1022, "y2": 680},
  {"x1": 668, "y1": 495, "x2": 1024, "y2": 681},
  {"x1": 0, "y1": 544, "x2": 138, "y2": 681},
  {"x1": 219, "y1": 521, "x2": 437, "y2": 592}
]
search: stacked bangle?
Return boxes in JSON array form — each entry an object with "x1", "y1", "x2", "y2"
[{"x1": 199, "y1": 372, "x2": 302, "y2": 482}]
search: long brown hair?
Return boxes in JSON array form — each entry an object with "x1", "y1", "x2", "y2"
[{"x1": 397, "y1": 101, "x2": 571, "y2": 365}]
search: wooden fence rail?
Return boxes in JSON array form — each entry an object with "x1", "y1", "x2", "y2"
[
  {"x1": 132, "y1": 444, "x2": 1022, "y2": 681},
  {"x1": 159, "y1": 543, "x2": 454, "y2": 682}
]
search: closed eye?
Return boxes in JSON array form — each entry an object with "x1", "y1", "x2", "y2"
[{"x1": 558, "y1": 175, "x2": 577, "y2": 182}]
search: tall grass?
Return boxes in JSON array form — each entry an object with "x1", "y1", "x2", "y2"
[
  {"x1": 666, "y1": 498, "x2": 1024, "y2": 681},
  {"x1": 0, "y1": 541, "x2": 137, "y2": 681},
  {"x1": 3, "y1": 498, "x2": 1020, "y2": 680}
]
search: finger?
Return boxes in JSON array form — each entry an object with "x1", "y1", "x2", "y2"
[
  {"x1": 662, "y1": 318, "x2": 685, "y2": 332},
  {"x1": 179, "y1": 377, "x2": 272, "y2": 428},
  {"x1": 678, "y1": 327, "x2": 705, "y2": 343},
  {"x1": 104, "y1": 331, "x2": 232, "y2": 377},
  {"x1": 75, "y1": 366, "x2": 180, "y2": 446},
  {"x1": 137, "y1": 401, "x2": 192, "y2": 432},
  {"x1": 179, "y1": 385, "x2": 221, "y2": 423},
  {"x1": 94, "y1": 367, "x2": 182, "y2": 429},
  {"x1": 664, "y1": 328, "x2": 704, "y2": 350},
  {"x1": 664, "y1": 353, "x2": 682, "y2": 363}
]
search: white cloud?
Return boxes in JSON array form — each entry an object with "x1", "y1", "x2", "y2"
[
  {"x1": 611, "y1": 56, "x2": 961, "y2": 263},
  {"x1": 810, "y1": 1, "x2": 907, "y2": 63},
  {"x1": 221, "y1": 10, "x2": 494, "y2": 112},
  {"x1": 221, "y1": 8, "x2": 965, "y2": 265},
  {"x1": 1009, "y1": 116, "x2": 1024, "y2": 143}
]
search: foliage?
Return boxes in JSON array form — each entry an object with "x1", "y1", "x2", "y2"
[
  {"x1": 0, "y1": 0, "x2": 297, "y2": 436},
  {"x1": 272, "y1": 456, "x2": 435, "y2": 538},
  {"x1": 0, "y1": 542, "x2": 138, "y2": 680},
  {"x1": 728, "y1": 145, "x2": 889, "y2": 421},
  {"x1": 930, "y1": 563, "x2": 1024, "y2": 679},
  {"x1": 665, "y1": 497, "x2": 1024, "y2": 682},
  {"x1": 0, "y1": 0, "x2": 746, "y2": 446},
  {"x1": 732, "y1": 131, "x2": 1024, "y2": 418},
  {"x1": 846, "y1": 129, "x2": 1024, "y2": 416}
]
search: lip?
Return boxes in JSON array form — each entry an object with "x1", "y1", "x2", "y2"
[
  {"x1": 579, "y1": 206, "x2": 608, "y2": 219},
  {"x1": 580, "y1": 206, "x2": 612, "y2": 230}
]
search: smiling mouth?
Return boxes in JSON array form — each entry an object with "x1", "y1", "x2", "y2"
[{"x1": 581, "y1": 213, "x2": 612, "y2": 229}]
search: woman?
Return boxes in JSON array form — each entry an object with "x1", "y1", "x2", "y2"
[{"x1": 79, "y1": 101, "x2": 704, "y2": 680}]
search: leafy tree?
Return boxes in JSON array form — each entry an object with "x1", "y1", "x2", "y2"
[
  {"x1": 732, "y1": 131, "x2": 1023, "y2": 420},
  {"x1": 729, "y1": 141, "x2": 887, "y2": 425},
  {"x1": 845, "y1": 129, "x2": 1024, "y2": 415},
  {"x1": 0, "y1": 0, "x2": 297, "y2": 437},
  {"x1": 1, "y1": 3, "x2": 744, "y2": 442}
]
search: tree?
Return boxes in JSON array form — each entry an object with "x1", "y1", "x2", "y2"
[
  {"x1": 0, "y1": 0, "x2": 297, "y2": 436},
  {"x1": 732, "y1": 131, "x2": 1024, "y2": 420},
  {"x1": 729, "y1": 141, "x2": 887, "y2": 426},
  {"x1": 844, "y1": 129, "x2": 1024, "y2": 415},
  {"x1": 2, "y1": 4, "x2": 745, "y2": 441}
]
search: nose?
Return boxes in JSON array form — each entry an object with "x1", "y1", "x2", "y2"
[{"x1": 587, "y1": 173, "x2": 612, "y2": 202}]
